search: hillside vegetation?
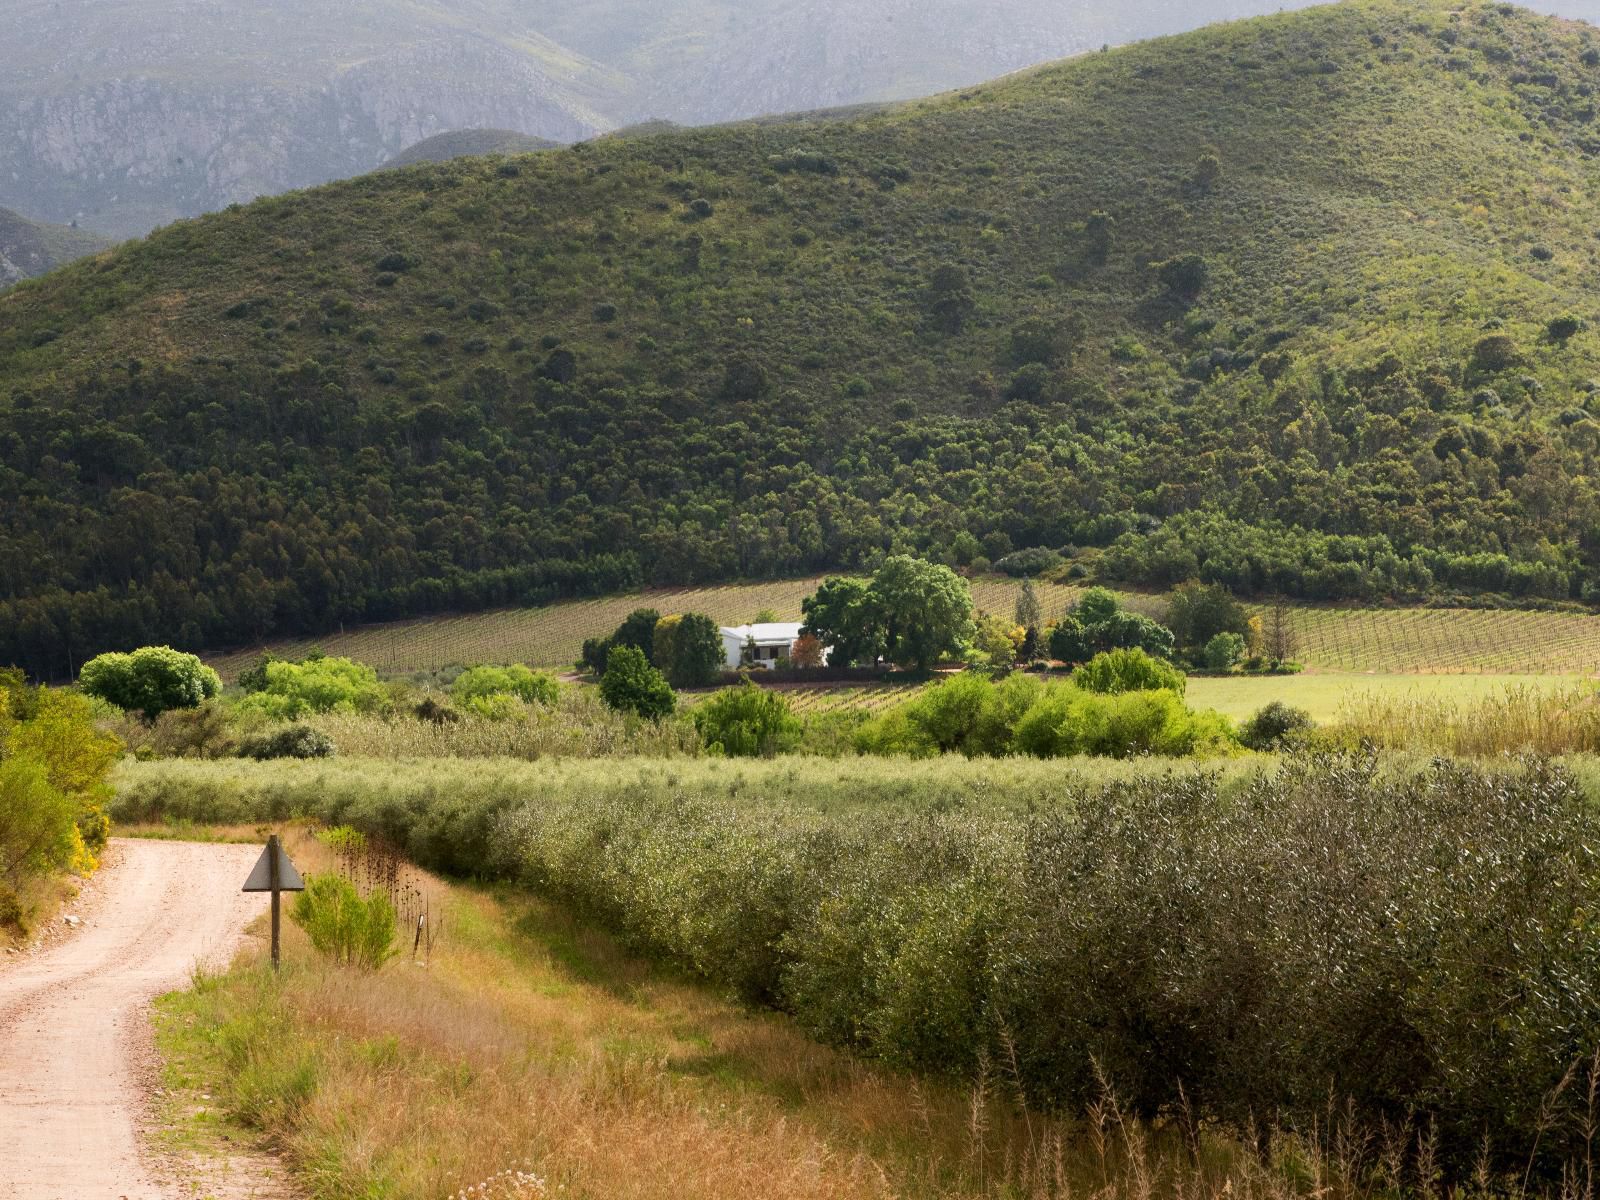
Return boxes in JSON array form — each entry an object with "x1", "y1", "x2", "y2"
[
  {"x1": 12, "y1": 1, "x2": 1600, "y2": 675},
  {"x1": 1, "y1": 0, "x2": 1329, "y2": 237},
  {"x1": 384, "y1": 130, "x2": 561, "y2": 169}
]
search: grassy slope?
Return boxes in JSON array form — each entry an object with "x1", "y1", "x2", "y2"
[{"x1": 13, "y1": 0, "x2": 1600, "y2": 398}]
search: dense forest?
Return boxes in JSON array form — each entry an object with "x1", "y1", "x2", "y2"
[{"x1": 6, "y1": 0, "x2": 1600, "y2": 677}]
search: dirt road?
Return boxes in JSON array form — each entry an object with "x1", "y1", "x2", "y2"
[{"x1": 0, "y1": 838, "x2": 269, "y2": 1200}]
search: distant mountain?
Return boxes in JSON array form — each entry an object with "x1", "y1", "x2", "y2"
[
  {"x1": 386, "y1": 130, "x2": 560, "y2": 169},
  {"x1": 0, "y1": 0, "x2": 1384, "y2": 239},
  {"x1": 0, "y1": 209, "x2": 111, "y2": 289}
]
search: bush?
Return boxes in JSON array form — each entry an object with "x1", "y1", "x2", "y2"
[
  {"x1": 290, "y1": 874, "x2": 396, "y2": 969},
  {"x1": 854, "y1": 671, "x2": 1227, "y2": 761},
  {"x1": 692, "y1": 681, "x2": 802, "y2": 757},
  {"x1": 994, "y1": 547, "x2": 1063, "y2": 577},
  {"x1": 79, "y1": 646, "x2": 221, "y2": 721},
  {"x1": 0, "y1": 759, "x2": 81, "y2": 887},
  {"x1": 450, "y1": 665, "x2": 559, "y2": 709},
  {"x1": 599, "y1": 646, "x2": 676, "y2": 720},
  {"x1": 238, "y1": 725, "x2": 336, "y2": 761},
  {"x1": 1201, "y1": 632, "x2": 1246, "y2": 671},
  {"x1": 1074, "y1": 649, "x2": 1187, "y2": 695},
  {"x1": 123, "y1": 754, "x2": 1600, "y2": 1172},
  {"x1": 236, "y1": 656, "x2": 388, "y2": 720},
  {"x1": 1240, "y1": 701, "x2": 1315, "y2": 750}
]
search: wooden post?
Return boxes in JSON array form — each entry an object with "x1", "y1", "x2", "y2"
[{"x1": 268, "y1": 833, "x2": 282, "y2": 971}]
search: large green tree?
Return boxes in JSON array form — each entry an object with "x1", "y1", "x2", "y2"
[
  {"x1": 78, "y1": 646, "x2": 220, "y2": 721},
  {"x1": 664, "y1": 612, "x2": 725, "y2": 688},
  {"x1": 801, "y1": 577, "x2": 883, "y2": 667},
  {"x1": 872, "y1": 556, "x2": 975, "y2": 672},
  {"x1": 1165, "y1": 581, "x2": 1249, "y2": 653}
]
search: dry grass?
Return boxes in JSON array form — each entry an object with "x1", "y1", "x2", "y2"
[
  {"x1": 160, "y1": 823, "x2": 1519, "y2": 1200},
  {"x1": 308, "y1": 686, "x2": 701, "y2": 760},
  {"x1": 1336, "y1": 682, "x2": 1600, "y2": 756}
]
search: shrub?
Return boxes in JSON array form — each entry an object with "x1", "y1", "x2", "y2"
[
  {"x1": 1470, "y1": 333, "x2": 1520, "y2": 372},
  {"x1": 692, "y1": 681, "x2": 802, "y2": 757},
  {"x1": 1156, "y1": 253, "x2": 1208, "y2": 300},
  {"x1": 1240, "y1": 701, "x2": 1315, "y2": 750},
  {"x1": 994, "y1": 547, "x2": 1063, "y2": 577},
  {"x1": 1074, "y1": 649, "x2": 1187, "y2": 695},
  {"x1": 1547, "y1": 314, "x2": 1586, "y2": 342},
  {"x1": 0, "y1": 759, "x2": 80, "y2": 887},
  {"x1": 290, "y1": 874, "x2": 396, "y2": 969},
  {"x1": 599, "y1": 646, "x2": 676, "y2": 720},
  {"x1": 236, "y1": 656, "x2": 388, "y2": 720},
  {"x1": 238, "y1": 725, "x2": 336, "y2": 761},
  {"x1": 1201, "y1": 632, "x2": 1246, "y2": 671},
  {"x1": 128, "y1": 754, "x2": 1600, "y2": 1171},
  {"x1": 143, "y1": 702, "x2": 236, "y2": 759},
  {"x1": 450, "y1": 665, "x2": 559, "y2": 709},
  {"x1": 79, "y1": 646, "x2": 221, "y2": 721}
]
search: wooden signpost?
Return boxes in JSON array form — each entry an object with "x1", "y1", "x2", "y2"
[{"x1": 241, "y1": 834, "x2": 305, "y2": 970}]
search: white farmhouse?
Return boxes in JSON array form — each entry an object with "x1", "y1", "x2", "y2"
[{"x1": 719, "y1": 622, "x2": 806, "y2": 670}]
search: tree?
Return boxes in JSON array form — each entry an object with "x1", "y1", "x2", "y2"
[
  {"x1": 1165, "y1": 581, "x2": 1249, "y2": 654},
  {"x1": 582, "y1": 606, "x2": 661, "y2": 676},
  {"x1": 1266, "y1": 597, "x2": 1299, "y2": 666},
  {"x1": 614, "y1": 608, "x2": 662, "y2": 660},
  {"x1": 1074, "y1": 587, "x2": 1121, "y2": 626},
  {"x1": 790, "y1": 634, "x2": 824, "y2": 669},
  {"x1": 664, "y1": 612, "x2": 724, "y2": 688},
  {"x1": 970, "y1": 613, "x2": 1022, "y2": 671},
  {"x1": 801, "y1": 577, "x2": 883, "y2": 667},
  {"x1": 652, "y1": 615, "x2": 684, "y2": 672},
  {"x1": 1048, "y1": 614, "x2": 1090, "y2": 665},
  {"x1": 872, "y1": 556, "x2": 975, "y2": 673},
  {"x1": 599, "y1": 646, "x2": 676, "y2": 720},
  {"x1": 580, "y1": 636, "x2": 613, "y2": 675},
  {"x1": 79, "y1": 646, "x2": 221, "y2": 721},
  {"x1": 692, "y1": 681, "x2": 802, "y2": 757},
  {"x1": 1014, "y1": 577, "x2": 1043, "y2": 634}
]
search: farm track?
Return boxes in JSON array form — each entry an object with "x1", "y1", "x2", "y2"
[{"x1": 0, "y1": 840, "x2": 289, "y2": 1200}]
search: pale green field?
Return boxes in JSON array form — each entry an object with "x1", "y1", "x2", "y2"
[{"x1": 1186, "y1": 672, "x2": 1595, "y2": 723}]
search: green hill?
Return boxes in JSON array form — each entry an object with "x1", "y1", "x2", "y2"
[
  {"x1": 0, "y1": 208, "x2": 111, "y2": 289},
  {"x1": 385, "y1": 130, "x2": 562, "y2": 169},
  {"x1": 6, "y1": 0, "x2": 1600, "y2": 675}
]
